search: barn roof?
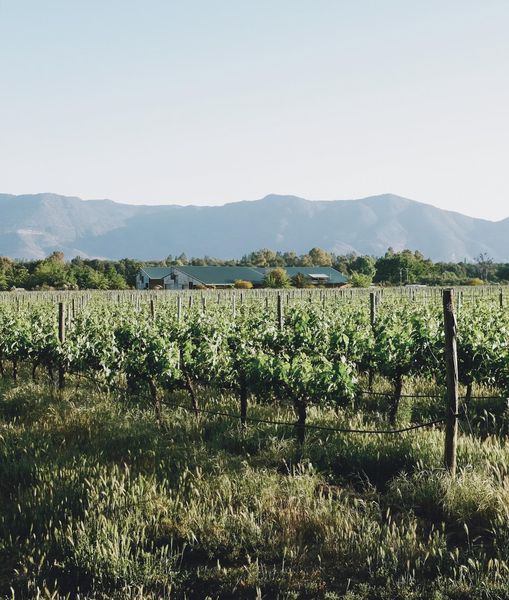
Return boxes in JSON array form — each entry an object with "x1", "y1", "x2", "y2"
[
  {"x1": 281, "y1": 267, "x2": 348, "y2": 284},
  {"x1": 140, "y1": 267, "x2": 173, "y2": 279},
  {"x1": 139, "y1": 265, "x2": 347, "y2": 285},
  {"x1": 174, "y1": 266, "x2": 266, "y2": 285}
]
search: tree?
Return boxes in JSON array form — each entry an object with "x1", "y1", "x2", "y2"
[
  {"x1": 349, "y1": 255, "x2": 376, "y2": 277},
  {"x1": 307, "y1": 247, "x2": 332, "y2": 266},
  {"x1": 291, "y1": 272, "x2": 307, "y2": 288},
  {"x1": 475, "y1": 253, "x2": 493, "y2": 282},
  {"x1": 350, "y1": 272, "x2": 373, "y2": 288},
  {"x1": 496, "y1": 264, "x2": 509, "y2": 282},
  {"x1": 264, "y1": 268, "x2": 290, "y2": 288},
  {"x1": 176, "y1": 253, "x2": 189, "y2": 266},
  {"x1": 117, "y1": 258, "x2": 143, "y2": 287},
  {"x1": 30, "y1": 259, "x2": 70, "y2": 289},
  {"x1": 47, "y1": 251, "x2": 65, "y2": 263},
  {"x1": 282, "y1": 251, "x2": 299, "y2": 266},
  {"x1": 374, "y1": 249, "x2": 433, "y2": 285}
]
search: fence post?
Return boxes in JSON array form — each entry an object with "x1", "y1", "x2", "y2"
[
  {"x1": 500, "y1": 288, "x2": 504, "y2": 309},
  {"x1": 277, "y1": 293, "x2": 284, "y2": 330},
  {"x1": 370, "y1": 292, "x2": 377, "y2": 326},
  {"x1": 368, "y1": 292, "x2": 378, "y2": 389},
  {"x1": 58, "y1": 302, "x2": 66, "y2": 391},
  {"x1": 150, "y1": 299, "x2": 155, "y2": 320},
  {"x1": 443, "y1": 289, "x2": 459, "y2": 477},
  {"x1": 177, "y1": 296, "x2": 182, "y2": 323}
]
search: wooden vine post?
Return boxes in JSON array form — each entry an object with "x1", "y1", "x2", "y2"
[
  {"x1": 369, "y1": 291, "x2": 377, "y2": 326},
  {"x1": 443, "y1": 289, "x2": 459, "y2": 477},
  {"x1": 177, "y1": 296, "x2": 182, "y2": 323},
  {"x1": 277, "y1": 293, "x2": 284, "y2": 330},
  {"x1": 368, "y1": 292, "x2": 377, "y2": 390},
  {"x1": 58, "y1": 302, "x2": 66, "y2": 391}
]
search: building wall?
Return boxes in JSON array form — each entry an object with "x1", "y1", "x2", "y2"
[
  {"x1": 136, "y1": 273, "x2": 148, "y2": 290},
  {"x1": 171, "y1": 269, "x2": 203, "y2": 289}
]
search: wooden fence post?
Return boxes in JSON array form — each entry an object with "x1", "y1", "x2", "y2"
[
  {"x1": 368, "y1": 292, "x2": 378, "y2": 389},
  {"x1": 58, "y1": 302, "x2": 66, "y2": 391},
  {"x1": 277, "y1": 293, "x2": 284, "y2": 330},
  {"x1": 443, "y1": 289, "x2": 459, "y2": 477},
  {"x1": 370, "y1": 292, "x2": 377, "y2": 326},
  {"x1": 177, "y1": 296, "x2": 182, "y2": 323}
]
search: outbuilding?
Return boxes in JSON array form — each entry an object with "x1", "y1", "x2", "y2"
[{"x1": 136, "y1": 265, "x2": 347, "y2": 289}]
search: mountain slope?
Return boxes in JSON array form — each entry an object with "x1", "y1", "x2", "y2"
[{"x1": 0, "y1": 192, "x2": 507, "y2": 261}]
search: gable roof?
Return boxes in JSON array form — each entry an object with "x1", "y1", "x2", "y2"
[
  {"x1": 139, "y1": 265, "x2": 347, "y2": 285},
  {"x1": 174, "y1": 266, "x2": 266, "y2": 285},
  {"x1": 282, "y1": 267, "x2": 348, "y2": 284},
  {"x1": 258, "y1": 266, "x2": 347, "y2": 284},
  {"x1": 140, "y1": 267, "x2": 173, "y2": 279}
]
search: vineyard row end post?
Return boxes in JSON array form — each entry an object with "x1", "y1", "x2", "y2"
[
  {"x1": 443, "y1": 288, "x2": 459, "y2": 477},
  {"x1": 58, "y1": 302, "x2": 66, "y2": 391}
]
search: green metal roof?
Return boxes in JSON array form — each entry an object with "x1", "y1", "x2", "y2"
[
  {"x1": 261, "y1": 267, "x2": 347, "y2": 284},
  {"x1": 140, "y1": 265, "x2": 347, "y2": 285},
  {"x1": 174, "y1": 266, "x2": 266, "y2": 285},
  {"x1": 286, "y1": 267, "x2": 347, "y2": 284},
  {"x1": 140, "y1": 267, "x2": 173, "y2": 279}
]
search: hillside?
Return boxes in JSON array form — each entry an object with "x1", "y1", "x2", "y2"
[{"x1": 0, "y1": 192, "x2": 507, "y2": 261}]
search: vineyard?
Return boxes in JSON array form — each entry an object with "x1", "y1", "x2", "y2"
[{"x1": 2, "y1": 287, "x2": 509, "y2": 598}]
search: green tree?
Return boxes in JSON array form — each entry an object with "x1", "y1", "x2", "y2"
[
  {"x1": 374, "y1": 249, "x2": 433, "y2": 285},
  {"x1": 291, "y1": 272, "x2": 307, "y2": 288},
  {"x1": 307, "y1": 247, "x2": 332, "y2": 266},
  {"x1": 350, "y1": 255, "x2": 376, "y2": 277},
  {"x1": 0, "y1": 270, "x2": 8, "y2": 291},
  {"x1": 30, "y1": 259, "x2": 70, "y2": 289},
  {"x1": 350, "y1": 272, "x2": 373, "y2": 288},
  {"x1": 264, "y1": 268, "x2": 290, "y2": 288}
]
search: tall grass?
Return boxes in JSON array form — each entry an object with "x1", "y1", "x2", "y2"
[{"x1": 2, "y1": 378, "x2": 509, "y2": 598}]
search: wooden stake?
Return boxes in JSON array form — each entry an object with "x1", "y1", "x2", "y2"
[
  {"x1": 277, "y1": 293, "x2": 284, "y2": 330},
  {"x1": 369, "y1": 292, "x2": 377, "y2": 327},
  {"x1": 177, "y1": 296, "x2": 182, "y2": 322},
  {"x1": 58, "y1": 302, "x2": 65, "y2": 390},
  {"x1": 443, "y1": 289, "x2": 459, "y2": 477}
]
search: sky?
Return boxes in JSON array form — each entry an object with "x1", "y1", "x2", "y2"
[{"x1": 1, "y1": 1, "x2": 508, "y2": 220}]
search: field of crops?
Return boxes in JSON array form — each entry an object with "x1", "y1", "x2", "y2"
[{"x1": 2, "y1": 287, "x2": 509, "y2": 598}]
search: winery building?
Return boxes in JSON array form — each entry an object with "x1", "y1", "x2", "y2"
[{"x1": 136, "y1": 265, "x2": 347, "y2": 290}]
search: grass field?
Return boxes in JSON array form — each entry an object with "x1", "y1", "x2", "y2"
[{"x1": 2, "y1": 370, "x2": 509, "y2": 599}]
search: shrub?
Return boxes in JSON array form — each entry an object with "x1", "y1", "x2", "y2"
[
  {"x1": 263, "y1": 268, "x2": 290, "y2": 288},
  {"x1": 234, "y1": 279, "x2": 253, "y2": 289},
  {"x1": 467, "y1": 278, "x2": 484, "y2": 286},
  {"x1": 350, "y1": 272, "x2": 373, "y2": 288}
]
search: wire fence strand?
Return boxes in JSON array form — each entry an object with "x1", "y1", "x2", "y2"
[{"x1": 168, "y1": 400, "x2": 446, "y2": 435}]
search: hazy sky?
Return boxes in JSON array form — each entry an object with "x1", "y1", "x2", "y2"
[{"x1": 1, "y1": 1, "x2": 508, "y2": 220}]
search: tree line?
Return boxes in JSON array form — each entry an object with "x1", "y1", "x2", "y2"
[{"x1": 0, "y1": 248, "x2": 506, "y2": 290}]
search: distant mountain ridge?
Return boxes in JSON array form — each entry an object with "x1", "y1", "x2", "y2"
[{"x1": 0, "y1": 192, "x2": 507, "y2": 261}]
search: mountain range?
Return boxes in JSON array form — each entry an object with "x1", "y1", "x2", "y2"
[{"x1": 0, "y1": 192, "x2": 507, "y2": 262}]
